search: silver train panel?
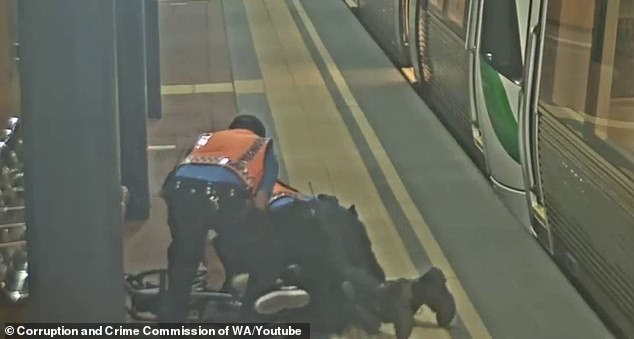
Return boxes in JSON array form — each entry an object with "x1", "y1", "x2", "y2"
[
  {"x1": 411, "y1": 2, "x2": 486, "y2": 172},
  {"x1": 539, "y1": 111, "x2": 634, "y2": 338},
  {"x1": 348, "y1": 0, "x2": 634, "y2": 337}
]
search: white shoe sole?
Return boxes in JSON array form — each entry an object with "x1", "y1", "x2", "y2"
[{"x1": 254, "y1": 289, "x2": 311, "y2": 315}]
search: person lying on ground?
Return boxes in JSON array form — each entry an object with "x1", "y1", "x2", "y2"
[{"x1": 207, "y1": 180, "x2": 456, "y2": 338}]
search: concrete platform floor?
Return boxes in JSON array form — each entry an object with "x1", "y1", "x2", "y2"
[{"x1": 122, "y1": 0, "x2": 615, "y2": 338}]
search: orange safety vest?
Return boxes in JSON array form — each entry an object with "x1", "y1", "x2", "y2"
[
  {"x1": 180, "y1": 129, "x2": 271, "y2": 194},
  {"x1": 269, "y1": 180, "x2": 311, "y2": 205}
]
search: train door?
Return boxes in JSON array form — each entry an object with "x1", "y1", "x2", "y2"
[
  {"x1": 466, "y1": 0, "x2": 541, "y2": 232},
  {"x1": 520, "y1": 0, "x2": 551, "y2": 250},
  {"x1": 465, "y1": 0, "x2": 485, "y2": 153}
]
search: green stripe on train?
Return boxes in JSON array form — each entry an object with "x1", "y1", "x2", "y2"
[{"x1": 479, "y1": 60, "x2": 520, "y2": 162}]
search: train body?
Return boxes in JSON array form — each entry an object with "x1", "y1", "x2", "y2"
[{"x1": 349, "y1": 0, "x2": 634, "y2": 337}]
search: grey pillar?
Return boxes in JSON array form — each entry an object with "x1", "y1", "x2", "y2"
[
  {"x1": 117, "y1": 0, "x2": 151, "y2": 221},
  {"x1": 19, "y1": 0, "x2": 124, "y2": 322},
  {"x1": 145, "y1": 0, "x2": 162, "y2": 119}
]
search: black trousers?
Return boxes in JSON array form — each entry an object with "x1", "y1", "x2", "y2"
[{"x1": 158, "y1": 177, "x2": 284, "y2": 323}]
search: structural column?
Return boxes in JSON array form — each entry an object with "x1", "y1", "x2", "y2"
[
  {"x1": 145, "y1": 0, "x2": 162, "y2": 120},
  {"x1": 0, "y1": 0, "x2": 12, "y2": 121},
  {"x1": 117, "y1": 0, "x2": 151, "y2": 221},
  {"x1": 19, "y1": 0, "x2": 124, "y2": 322}
]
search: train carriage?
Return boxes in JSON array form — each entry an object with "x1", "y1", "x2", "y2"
[{"x1": 350, "y1": 0, "x2": 634, "y2": 337}]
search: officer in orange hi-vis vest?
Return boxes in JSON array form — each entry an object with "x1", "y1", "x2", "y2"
[{"x1": 157, "y1": 115, "x2": 309, "y2": 323}]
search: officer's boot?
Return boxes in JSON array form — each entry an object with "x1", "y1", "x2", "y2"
[
  {"x1": 377, "y1": 279, "x2": 415, "y2": 339},
  {"x1": 410, "y1": 267, "x2": 456, "y2": 327}
]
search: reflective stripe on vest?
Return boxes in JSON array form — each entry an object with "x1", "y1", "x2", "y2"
[{"x1": 180, "y1": 129, "x2": 271, "y2": 193}]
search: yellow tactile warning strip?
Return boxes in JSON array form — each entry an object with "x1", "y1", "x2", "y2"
[
  {"x1": 234, "y1": 79, "x2": 266, "y2": 94},
  {"x1": 290, "y1": 1, "x2": 492, "y2": 338},
  {"x1": 161, "y1": 80, "x2": 265, "y2": 95},
  {"x1": 159, "y1": 0, "x2": 206, "y2": 3},
  {"x1": 244, "y1": 0, "x2": 465, "y2": 337},
  {"x1": 147, "y1": 145, "x2": 177, "y2": 151}
]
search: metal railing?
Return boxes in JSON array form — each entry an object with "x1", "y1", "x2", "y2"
[
  {"x1": 0, "y1": 117, "x2": 131, "y2": 305},
  {"x1": 0, "y1": 116, "x2": 27, "y2": 303}
]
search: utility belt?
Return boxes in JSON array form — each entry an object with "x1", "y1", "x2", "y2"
[{"x1": 161, "y1": 176, "x2": 251, "y2": 202}]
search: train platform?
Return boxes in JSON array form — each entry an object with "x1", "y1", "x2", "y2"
[{"x1": 123, "y1": 0, "x2": 615, "y2": 338}]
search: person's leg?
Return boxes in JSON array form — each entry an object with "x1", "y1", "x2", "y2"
[
  {"x1": 334, "y1": 207, "x2": 454, "y2": 331},
  {"x1": 212, "y1": 233, "x2": 244, "y2": 292},
  {"x1": 367, "y1": 266, "x2": 456, "y2": 337},
  {"x1": 408, "y1": 267, "x2": 456, "y2": 327},
  {"x1": 202, "y1": 231, "x2": 226, "y2": 291},
  {"x1": 376, "y1": 279, "x2": 416, "y2": 339},
  {"x1": 231, "y1": 206, "x2": 315, "y2": 319},
  {"x1": 158, "y1": 180, "x2": 214, "y2": 323},
  {"x1": 323, "y1": 206, "x2": 419, "y2": 337},
  {"x1": 272, "y1": 202, "x2": 385, "y2": 333},
  {"x1": 240, "y1": 231, "x2": 292, "y2": 319},
  {"x1": 328, "y1": 248, "x2": 414, "y2": 338}
]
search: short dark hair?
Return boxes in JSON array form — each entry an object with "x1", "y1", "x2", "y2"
[{"x1": 228, "y1": 115, "x2": 266, "y2": 137}]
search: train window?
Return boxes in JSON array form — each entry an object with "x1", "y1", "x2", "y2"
[
  {"x1": 478, "y1": 0, "x2": 524, "y2": 81},
  {"x1": 446, "y1": 0, "x2": 467, "y2": 28},
  {"x1": 539, "y1": 0, "x2": 634, "y2": 175}
]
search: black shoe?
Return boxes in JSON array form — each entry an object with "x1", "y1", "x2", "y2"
[
  {"x1": 411, "y1": 267, "x2": 456, "y2": 327},
  {"x1": 380, "y1": 279, "x2": 415, "y2": 339}
]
